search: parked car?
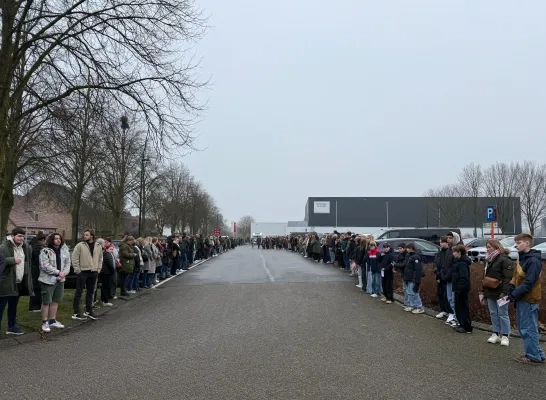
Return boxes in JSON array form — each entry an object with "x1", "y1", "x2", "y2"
[
  {"x1": 373, "y1": 228, "x2": 461, "y2": 246},
  {"x1": 468, "y1": 236, "x2": 546, "y2": 262},
  {"x1": 531, "y1": 242, "x2": 546, "y2": 261},
  {"x1": 376, "y1": 238, "x2": 440, "y2": 264},
  {"x1": 463, "y1": 237, "x2": 488, "y2": 251}
]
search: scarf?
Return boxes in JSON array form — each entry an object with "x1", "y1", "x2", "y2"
[{"x1": 485, "y1": 250, "x2": 500, "y2": 262}]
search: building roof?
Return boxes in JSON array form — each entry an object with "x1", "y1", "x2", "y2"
[{"x1": 9, "y1": 196, "x2": 58, "y2": 230}]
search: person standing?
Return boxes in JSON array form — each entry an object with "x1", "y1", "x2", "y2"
[
  {"x1": 508, "y1": 233, "x2": 545, "y2": 364},
  {"x1": 480, "y1": 239, "x2": 513, "y2": 346},
  {"x1": 0, "y1": 228, "x2": 33, "y2": 335},
  {"x1": 118, "y1": 236, "x2": 136, "y2": 296},
  {"x1": 378, "y1": 243, "x2": 395, "y2": 303},
  {"x1": 71, "y1": 229, "x2": 103, "y2": 321},
  {"x1": 100, "y1": 244, "x2": 116, "y2": 306},
  {"x1": 29, "y1": 233, "x2": 47, "y2": 312},
  {"x1": 433, "y1": 237, "x2": 452, "y2": 319},
  {"x1": 451, "y1": 245, "x2": 472, "y2": 333},
  {"x1": 39, "y1": 233, "x2": 71, "y2": 332},
  {"x1": 403, "y1": 243, "x2": 424, "y2": 314}
]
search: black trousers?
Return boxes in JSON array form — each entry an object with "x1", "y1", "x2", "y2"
[
  {"x1": 382, "y1": 270, "x2": 394, "y2": 300},
  {"x1": 454, "y1": 291, "x2": 472, "y2": 332},
  {"x1": 73, "y1": 271, "x2": 98, "y2": 314},
  {"x1": 438, "y1": 281, "x2": 453, "y2": 313},
  {"x1": 100, "y1": 274, "x2": 112, "y2": 303},
  {"x1": 110, "y1": 272, "x2": 117, "y2": 298}
]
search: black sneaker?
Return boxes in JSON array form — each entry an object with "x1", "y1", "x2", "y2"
[
  {"x1": 83, "y1": 311, "x2": 98, "y2": 320},
  {"x1": 6, "y1": 325, "x2": 25, "y2": 335},
  {"x1": 72, "y1": 313, "x2": 87, "y2": 321}
]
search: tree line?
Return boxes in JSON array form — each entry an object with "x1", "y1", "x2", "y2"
[
  {"x1": 0, "y1": 1, "x2": 212, "y2": 238},
  {"x1": 425, "y1": 162, "x2": 546, "y2": 235}
]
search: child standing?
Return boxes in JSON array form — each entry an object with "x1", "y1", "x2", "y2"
[
  {"x1": 403, "y1": 243, "x2": 424, "y2": 314},
  {"x1": 367, "y1": 242, "x2": 381, "y2": 298},
  {"x1": 378, "y1": 243, "x2": 395, "y2": 303},
  {"x1": 452, "y1": 244, "x2": 472, "y2": 333}
]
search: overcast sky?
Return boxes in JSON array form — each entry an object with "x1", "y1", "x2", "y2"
[{"x1": 181, "y1": 0, "x2": 546, "y2": 224}]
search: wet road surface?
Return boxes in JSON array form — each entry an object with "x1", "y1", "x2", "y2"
[{"x1": 1, "y1": 246, "x2": 544, "y2": 400}]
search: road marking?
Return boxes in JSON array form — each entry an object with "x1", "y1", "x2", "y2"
[
  {"x1": 151, "y1": 251, "x2": 226, "y2": 288},
  {"x1": 258, "y1": 250, "x2": 275, "y2": 282}
]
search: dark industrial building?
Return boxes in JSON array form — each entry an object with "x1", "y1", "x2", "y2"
[{"x1": 305, "y1": 197, "x2": 522, "y2": 234}]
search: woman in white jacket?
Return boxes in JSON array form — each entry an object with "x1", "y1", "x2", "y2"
[{"x1": 39, "y1": 233, "x2": 71, "y2": 333}]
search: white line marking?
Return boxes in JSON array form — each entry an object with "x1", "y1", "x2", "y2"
[
  {"x1": 258, "y1": 250, "x2": 275, "y2": 282},
  {"x1": 151, "y1": 251, "x2": 225, "y2": 288}
]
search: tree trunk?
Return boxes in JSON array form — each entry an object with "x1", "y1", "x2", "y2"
[
  {"x1": 112, "y1": 210, "x2": 121, "y2": 239},
  {"x1": 0, "y1": 155, "x2": 17, "y2": 236}
]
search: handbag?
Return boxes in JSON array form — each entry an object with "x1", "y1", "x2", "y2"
[{"x1": 482, "y1": 276, "x2": 501, "y2": 289}]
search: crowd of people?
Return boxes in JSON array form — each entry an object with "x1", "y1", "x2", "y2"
[
  {"x1": 282, "y1": 230, "x2": 543, "y2": 365},
  {"x1": 0, "y1": 228, "x2": 241, "y2": 336}
]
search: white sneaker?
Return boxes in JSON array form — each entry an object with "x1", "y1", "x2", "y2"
[
  {"x1": 371, "y1": 294, "x2": 378, "y2": 298},
  {"x1": 102, "y1": 302, "x2": 114, "y2": 307},
  {"x1": 112, "y1": 296, "x2": 118, "y2": 300},
  {"x1": 500, "y1": 336, "x2": 510, "y2": 346},
  {"x1": 356, "y1": 284, "x2": 362, "y2": 288},
  {"x1": 412, "y1": 308, "x2": 425, "y2": 314},
  {"x1": 41, "y1": 322, "x2": 51, "y2": 333},
  {"x1": 49, "y1": 321, "x2": 65, "y2": 329},
  {"x1": 487, "y1": 333, "x2": 500, "y2": 344},
  {"x1": 445, "y1": 314, "x2": 455, "y2": 324},
  {"x1": 436, "y1": 311, "x2": 447, "y2": 319},
  {"x1": 404, "y1": 307, "x2": 413, "y2": 312}
]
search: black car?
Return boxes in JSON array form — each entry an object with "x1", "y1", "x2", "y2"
[{"x1": 376, "y1": 238, "x2": 440, "y2": 264}]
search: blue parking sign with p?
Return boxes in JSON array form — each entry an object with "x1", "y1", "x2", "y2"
[{"x1": 486, "y1": 206, "x2": 496, "y2": 222}]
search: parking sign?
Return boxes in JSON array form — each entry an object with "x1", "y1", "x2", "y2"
[{"x1": 486, "y1": 206, "x2": 497, "y2": 222}]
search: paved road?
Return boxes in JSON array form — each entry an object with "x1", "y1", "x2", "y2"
[{"x1": 1, "y1": 246, "x2": 545, "y2": 399}]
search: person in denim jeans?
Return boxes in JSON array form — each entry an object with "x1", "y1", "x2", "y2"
[
  {"x1": 367, "y1": 242, "x2": 381, "y2": 297},
  {"x1": 403, "y1": 243, "x2": 424, "y2": 314},
  {"x1": 508, "y1": 233, "x2": 545, "y2": 364},
  {"x1": 480, "y1": 239, "x2": 513, "y2": 346}
]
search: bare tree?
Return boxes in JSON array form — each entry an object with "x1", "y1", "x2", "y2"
[
  {"x1": 46, "y1": 89, "x2": 108, "y2": 241},
  {"x1": 519, "y1": 161, "x2": 546, "y2": 235},
  {"x1": 0, "y1": 1, "x2": 206, "y2": 234},
  {"x1": 458, "y1": 163, "x2": 483, "y2": 234},
  {"x1": 482, "y1": 162, "x2": 522, "y2": 234},
  {"x1": 424, "y1": 184, "x2": 468, "y2": 228},
  {"x1": 237, "y1": 215, "x2": 255, "y2": 239},
  {"x1": 92, "y1": 115, "x2": 144, "y2": 238}
]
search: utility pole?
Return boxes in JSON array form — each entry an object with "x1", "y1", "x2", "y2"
[{"x1": 138, "y1": 138, "x2": 150, "y2": 237}]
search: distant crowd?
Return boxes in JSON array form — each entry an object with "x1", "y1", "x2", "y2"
[
  {"x1": 0, "y1": 228, "x2": 242, "y2": 336},
  {"x1": 253, "y1": 231, "x2": 544, "y2": 365}
]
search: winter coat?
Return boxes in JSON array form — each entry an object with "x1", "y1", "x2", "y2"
[
  {"x1": 142, "y1": 245, "x2": 155, "y2": 273},
  {"x1": 311, "y1": 239, "x2": 321, "y2": 254},
  {"x1": 119, "y1": 242, "x2": 136, "y2": 274},
  {"x1": 452, "y1": 255, "x2": 472, "y2": 293},
  {"x1": 440, "y1": 247, "x2": 455, "y2": 282},
  {"x1": 72, "y1": 241, "x2": 103, "y2": 274},
  {"x1": 0, "y1": 238, "x2": 33, "y2": 297},
  {"x1": 403, "y1": 251, "x2": 424, "y2": 285},
  {"x1": 378, "y1": 248, "x2": 395, "y2": 272},
  {"x1": 509, "y1": 250, "x2": 542, "y2": 303},
  {"x1": 482, "y1": 253, "x2": 513, "y2": 299},
  {"x1": 367, "y1": 248, "x2": 381, "y2": 273},
  {"x1": 433, "y1": 247, "x2": 448, "y2": 281},
  {"x1": 394, "y1": 251, "x2": 408, "y2": 276},
  {"x1": 39, "y1": 245, "x2": 71, "y2": 284},
  {"x1": 101, "y1": 251, "x2": 116, "y2": 276}
]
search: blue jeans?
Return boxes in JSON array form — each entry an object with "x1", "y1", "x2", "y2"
[
  {"x1": 181, "y1": 252, "x2": 188, "y2": 269},
  {"x1": 406, "y1": 282, "x2": 423, "y2": 309},
  {"x1": 446, "y1": 282, "x2": 455, "y2": 316},
  {"x1": 372, "y1": 272, "x2": 382, "y2": 295},
  {"x1": 144, "y1": 273, "x2": 154, "y2": 287},
  {"x1": 129, "y1": 271, "x2": 140, "y2": 291},
  {"x1": 487, "y1": 298, "x2": 511, "y2": 336},
  {"x1": 0, "y1": 296, "x2": 20, "y2": 330},
  {"x1": 343, "y1": 252, "x2": 350, "y2": 270},
  {"x1": 366, "y1": 266, "x2": 373, "y2": 293},
  {"x1": 402, "y1": 281, "x2": 409, "y2": 306},
  {"x1": 516, "y1": 301, "x2": 545, "y2": 361}
]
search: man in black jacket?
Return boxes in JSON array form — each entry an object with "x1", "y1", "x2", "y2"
[
  {"x1": 393, "y1": 243, "x2": 408, "y2": 306},
  {"x1": 441, "y1": 231, "x2": 462, "y2": 326}
]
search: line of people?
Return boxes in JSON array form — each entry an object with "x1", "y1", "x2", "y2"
[{"x1": 291, "y1": 231, "x2": 544, "y2": 365}]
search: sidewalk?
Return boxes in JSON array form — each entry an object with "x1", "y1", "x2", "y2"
[{"x1": 0, "y1": 252, "x2": 227, "y2": 349}]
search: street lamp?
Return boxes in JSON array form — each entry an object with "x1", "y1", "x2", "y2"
[{"x1": 138, "y1": 154, "x2": 150, "y2": 237}]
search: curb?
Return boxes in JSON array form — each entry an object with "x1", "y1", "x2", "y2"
[
  {"x1": 298, "y1": 252, "x2": 546, "y2": 343},
  {"x1": 0, "y1": 249, "x2": 232, "y2": 349}
]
